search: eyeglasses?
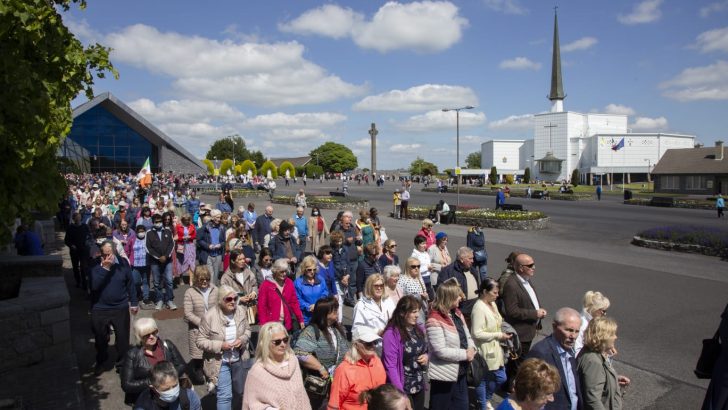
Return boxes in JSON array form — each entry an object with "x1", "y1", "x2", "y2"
[
  {"x1": 262, "y1": 258, "x2": 272, "y2": 262},
  {"x1": 410, "y1": 265, "x2": 420, "y2": 269},
  {"x1": 598, "y1": 309, "x2": 608, "y2": 315},
  {"x1": 324, "y1": 251, "x2": 333, "y2": 255},
  {"x1": 389, "y1": 244, "x2": 397, "y2": 248},
  {"x1": 305, "y1": 268, "x2": 316, "y2": 272},
  {"x1": 223, "y1": 296, "x2": 239, "y2": 303},
  {"x1": 272, "y1": 337, "x2": 289, "y2": 346},
  {"x1": 198, "y1": 278, "x2": 209, "y2": 283},
  {"x1": 143, "y1": 330, "x2": 159, "y2": 339},
  {"x1": 359, "y1": 340, "x2": 377, "y2": 349},
  {"x1": 373, "y1": 284, "x2": 384, "y2": 289},
  {"x1": 523, "y1": 263, "x2": 536, "y2": 269}
]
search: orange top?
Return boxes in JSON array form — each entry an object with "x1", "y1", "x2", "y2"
[{"x1": 328, "y1": 354, "x2": 386, "y2": 410}]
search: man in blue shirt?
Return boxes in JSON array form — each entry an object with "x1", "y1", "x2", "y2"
[
  {"x1": 496, "y1": 187, "x2": 506, "y2": 210},
  {"x1": 186, "y1": 190, "x2": 200, "y2": 218},
  {"x1": 293, "y1": 206, "x2": 309, "y2": 252},
  {"x1": 526, "y1": 307, "x2": 583, "y2": 410}
]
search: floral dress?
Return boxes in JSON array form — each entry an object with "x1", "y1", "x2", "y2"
[{"x1": 402, "y1": 332, "x2": 427, "y2": 394}]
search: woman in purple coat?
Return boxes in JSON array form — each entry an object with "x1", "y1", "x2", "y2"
[{"x1": 382, "y1": 295, "x2": 429, "y2": 410}]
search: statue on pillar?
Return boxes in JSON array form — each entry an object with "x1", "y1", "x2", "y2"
[{"x1": 369, "y1": 123, "x2": 378, "y2": 176}]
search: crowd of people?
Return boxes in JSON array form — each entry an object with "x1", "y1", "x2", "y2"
[{"x1": 59, "y1": 172, "x2": 638, "y2": 410}]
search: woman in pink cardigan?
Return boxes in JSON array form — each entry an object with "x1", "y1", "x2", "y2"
[{"x1": 258, "y1": 259, "x2": 305, "y2": 331}]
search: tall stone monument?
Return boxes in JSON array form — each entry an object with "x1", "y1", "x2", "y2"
[{"x1": 369, "y1": 123, "x2": 378, "y2": 175}]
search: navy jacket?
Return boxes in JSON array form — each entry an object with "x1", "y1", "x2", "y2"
[
  {"x1": 356, "y1": 256, "x2": 382, "y2": 294},
  {"x1": 90, "y1": 257, "x2": 138, "y2": 310},
  {"x1": 270, "y1": 234, "x2": 302, "y2": 262},
  {"x1": 196, "y1": 222, "x2": 226, "y2": 264},
  {"x1": 437, "y1": 260, "x2": 480, "y2": 297},
  {"x1": 526, "y1": 335, "x2": 583, "y2": 410},
  {"x1": 253, "y1": 214, "x2": 274, "y2": 247},
  {"x1": 331, "y1": 245, "x2": 349, "y2": 280}
]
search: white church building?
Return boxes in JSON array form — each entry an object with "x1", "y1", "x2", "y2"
[{"x1": 481, "y1": 13, "x2": 694, "y2": 185}]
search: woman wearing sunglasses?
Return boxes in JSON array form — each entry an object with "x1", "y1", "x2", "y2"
[
  {"x1": 243, "y1": 322, "x2": 310, "y2": 410},
  {"x1": 295, "y1": 255, "x2": 329, "y2": 325},
  {"x1": 328, "y1": 327, "x2": 387, "y2": 410},
  {"x1": 121, "y1": 318, "x2": 186, "y2": 405},
  {"x1": 183, "y1": 266, "x2": 218, "y2": 384},
  {"x1": 197, "y1": 285, "x2": 252, "y2": 410}
]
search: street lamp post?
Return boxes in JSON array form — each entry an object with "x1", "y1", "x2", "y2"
[
  {"x1": 442, "y1": 105, "x2": 475, "y2": 207},
  {"x1": 644, "y1": 158, "x2": 651, "y2": 184}
]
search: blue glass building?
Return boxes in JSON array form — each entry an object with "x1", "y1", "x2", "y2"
[{"x1": 60, "y1": 93, "x2": 204, "y2": 174}]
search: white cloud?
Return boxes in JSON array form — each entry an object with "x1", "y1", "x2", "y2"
[
  {"x1": 103, "y1": 24, "x2": 365, "y2": 106},
  {"x1": 353, "y1": 84, "x2": 478, "y2": 112},
  {"x1": 630, "y1": 116, "x2": 668, "y2": 131},
  {"x1": 700, "y1": 1, "x2": 728, "y2": 18},
  {"x1": 618, "y1": 0, "x2": 663, "y2": 25},
  {"x1": 398, "y1": 109, "x2": 486, "y2": 132},
  {"x1": 353, "y1": 138, "x2": 371, "y2": 148},
  {"x1": 660, "y1": 60, "x2": 728, "y2": 101},
  {"x1": 260, "y1": 128, "x2": 329, "y2": 140},
  {"x1": 278, "y1": 4, "x2": 362, "y2": 39},
  {"x1": 244, "y1": 112, "x2": 346, "y2": 128},
  {"x1": 695, "y1": 27, "x2": 728, "y2": 53},
  {"x1": 499, "y1": 57, "x2": 541, "y2": 70},
  {"x1": 562, "y1": 37, "x2": 598, "y2": 52},
  {"x1": 128, "y1": 99, "x2": 245, "y2": 124},
  {"x1": 279, "y1": 1, "x2": 468, "y2": 53},
  {"x1": 603, "y1": 104, "x2": 636, "y2": 116},
  {"x1": 482, "y1": 0, "x2": 528, "y2": 15},
  {"x1": 458, "y1": 135, "x2": 483, "y2": 145},
  {"x1": 488, "y1": 114, "x2": 533, "y2": 130},
  {"x1": 390, "y1": 144, "x2": 422, "y2": 153}
]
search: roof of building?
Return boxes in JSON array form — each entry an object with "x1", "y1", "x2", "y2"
[
  {"x1": 652, "y1": 146, "x2": 728, "y2": 174},
  {"x1": 270, "y1": 156, "x2": 312, "y2": 168},
  {"x1": 72, "y1": 92, "x2": 204, "y2": 171},
  {"x1": 549, "y1": 11, "x2": 565, "y2": 101}
]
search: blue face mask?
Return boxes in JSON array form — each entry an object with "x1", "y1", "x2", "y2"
[{"x1": 156, "y1": 383, "x2": 180, "y2": 403}]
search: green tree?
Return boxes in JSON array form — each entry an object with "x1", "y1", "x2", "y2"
[
  {"x1": 505, "y1": 174, "x2": 514, "y2": 184},
  {"x1": 309, "y1": 143, "x2": 358, "y2": 173},
  {"x1": 202, "y1": 159, "x2": 215, "y2": 175},
  {"x1": 260, "y1": 160, "x2": 278, "y2": 179},
  {"x1": 465, "y1": 151, "x2": 481, "y2": 168},
  {"x1": 0, "y1": 0, "x2": 117, "y2": 243},
  {"x1": 489, "y1": 166, "x2": 498, "y2": 185},
  {"x1": 304, "y1": 164, "x2": 324, "y2": 177},
  {"x1": 523, "y1": 167, "x2": 531, "y2": 184},
  {"x1": 205, "y1": 135, "x2": 265, "y2": 165},
  {"x1": 409, "y1": 157, "x2": 438, "y2": 176},
  {"x1": 219, "y1": 159, "x2": 234, "y2": 176},
  {"x1": 571, "y1": 169, "x2": 580, "y2": 186},
  {"x1": 240, "y1": 159, "x2": 257, "y2": 176},
  {"x1": 279, "y1": 161, "x2": 296, "y2": 178}
]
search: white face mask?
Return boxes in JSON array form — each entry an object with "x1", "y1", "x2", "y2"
[
  {"x1": 154, "y1": 223, "x2": 163, "y2": 229},
  {"x1": 313, "y1": 211, "x2": 319, "y2": 216},
  {"x1": 156, "y1": 384, "x2": 180, "y2": 403},
  {"x1": 137, "y1": 232, "x2": 146, "y2": 239}
]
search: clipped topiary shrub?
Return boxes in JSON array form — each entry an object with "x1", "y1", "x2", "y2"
[
  {"x1": 202, "y1": 159, "x2": 215, "y2": 175},
  {"x1": 279, "y1": 161, "x2": 296, "y2": 179},
  {"x1": 260, "y1": 160, "x2": 278, "y2": 179},
  {"x1": 219, "y1": 159, "x2": 234, "y2": 176},
  {"x1": 240, "y1": 159, "x2": 257, "y2": 176}
]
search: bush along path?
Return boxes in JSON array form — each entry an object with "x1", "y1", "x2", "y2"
[{"x1": 632, "y1": 225, "x2": 728, "y2": 259}]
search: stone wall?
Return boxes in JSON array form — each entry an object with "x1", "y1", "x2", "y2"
[{"x1": 0, "y1": 277, "x2": 70, "y2": 373}]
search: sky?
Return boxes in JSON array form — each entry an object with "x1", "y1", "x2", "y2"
[{"x1": 65, "y1": 0, "x2": 728, "y2": 171}]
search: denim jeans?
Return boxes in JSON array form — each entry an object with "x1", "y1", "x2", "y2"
[
  {"x1": 217, "y1": 361, "x2": 233, "y2": 410},
  {"x1": 131, "y1": 266, "x2": 150, "y2": 301},
  {"x1": 430, "y1": 376, "x2": 468, "y2": 410},
  {"x1": 476, "y1": 367, "x2": 507, "y2": 409},
  {"x1": 150, "y1": 261, "x2": 173, "y2": 303}
]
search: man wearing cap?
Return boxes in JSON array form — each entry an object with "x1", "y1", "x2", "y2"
[
  {"x1": 112, "y1": 201, "x2": 133, "y2": 229},
  {"x1": 146, "y1": 214, "x2": 176, "y2": 310},
  {"x1": 197, "y1": 209, "x2": 226, "y2": 285},
  {"x1": 328, "y1": 327, "x2": 386, "y2": 410}
]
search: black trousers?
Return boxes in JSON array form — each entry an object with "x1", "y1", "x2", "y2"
[
  {"x1": 69, "y1": 247, "x2": 83, "y2": 286},
  {"x1": 91, "y1": 308, "x2": 130, "y2": 367},
  {"x1": 506, "y1": 340, "x2": 532, "y2": 390},
  {"x1": 409, "y1": 389, "x2": 426, "y2": 410}
]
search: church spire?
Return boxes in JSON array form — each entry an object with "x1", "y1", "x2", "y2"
[{"x1": 549, "y1": 7, "x2": 565, "y2": 112}]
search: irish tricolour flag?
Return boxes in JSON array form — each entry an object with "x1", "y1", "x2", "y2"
[{"x1": 137, "y1": 157, "x2": 152, "y2": 188}]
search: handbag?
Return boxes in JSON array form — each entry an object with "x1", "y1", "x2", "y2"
[
  {"x1": 466, "y1": 352, "x2": 489, "y2": 387},
  {"x1": 474, "y1": 249, "x2": 488, "y2": 265},
  {"x1": 274, "y1": 286, "x2": 302, "y2": 341},
  {"x1": 231, "y1": 340, "x2": 256, "y2": 395},
  {"x1": 695, "y1": 329, "x2": 721, "y2": 379},
  {"x1": 303, "y1": 373, "x2": 331, "y2": 396}
]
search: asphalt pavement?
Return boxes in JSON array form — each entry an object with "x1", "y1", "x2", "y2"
[{"x1": 64, "y1": 179, "x2": 726, "y2": 409}]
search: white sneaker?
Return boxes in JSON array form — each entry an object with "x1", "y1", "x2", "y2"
[
  {"x1": 155, "y1": 301, "x2": 163, "y2": 310},
  {"x1": 167, "y1": 301, "x2": 177, "y2": 310}
]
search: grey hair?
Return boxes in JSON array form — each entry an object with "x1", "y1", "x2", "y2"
[
  {"x1": 342, "y1": 210, "x2": 353, "y2": 219},
  {"x1": 383, "y1": 265, "x2": 402, "y2": 280},
  {"x1": 272, "y1": 258, "x2": 291, "y2": 274},
  {"x1": 553, "y1": 307, "x2": 581, "y2": 326},
  {"x1": 150, "y1": 361, "x2": 178, "y2": 388},
  {"x1": 456, "y1": 246, "x2": 474, "y2": 260},
  {"x1": 296, "y1": 206, "x2": 304, "y2": 212},
  {"x1": 133, "y1": 317, "x2": 159, "y2": 344},
  {"x1": 217, "y1": 285, "x2": 238, "y2": 306}
]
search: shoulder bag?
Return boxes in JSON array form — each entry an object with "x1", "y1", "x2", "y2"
[
  {"x1": 273, "y1": 286, "x2": 302, "y2": 340},
  {"x1": 695, "y1": 328, "x2": 721, "y2": 379},
  {"x1": 466, "y1": 352, "x2": 489, "y2": 387}
]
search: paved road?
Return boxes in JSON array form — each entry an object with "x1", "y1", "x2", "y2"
[{"x1": 67, "y1": 180, "x2": 726, "y2": 409}]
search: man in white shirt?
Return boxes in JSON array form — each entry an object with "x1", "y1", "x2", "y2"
[{"x1": 400, "y1": 188, "x2": 410, "y2": 220}]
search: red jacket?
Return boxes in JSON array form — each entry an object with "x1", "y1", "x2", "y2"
[
  {"x1": 417, "y1": 228, "x2": 436, "y2": 248},
  {"x1": 258, "y1": 278, "x2": 304, "y2": 330},
  {"x1": 175, "y1": 223, "x2": 196, "y2": 243}
]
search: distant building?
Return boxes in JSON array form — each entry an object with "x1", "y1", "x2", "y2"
[
  {"x1": 652, "y1": 141, "x2": 728, "y2": 195},
  {"x1": 270, "y1": 156, "x2": 312, "y2": 169},
  {"x1": 481, "y1": 12, "x2": 695, "y2": 184},
  {"x1": 59, "y1": 92, "x2": 204, "y2": 174}
]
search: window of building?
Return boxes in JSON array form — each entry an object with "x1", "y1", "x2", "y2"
[
  {"x1": 660, "y1": 175, "x2": 679, "y2": 189},
  {"x1": 685, "y1": 176, "x2": 706, "y2": 190}
]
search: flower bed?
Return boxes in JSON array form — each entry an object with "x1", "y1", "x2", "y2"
[
  {"x1": 421, "y1": 187, "x2": 592, "y2": 200},
  {"x1": 632, "y1": 225, "x2": 728, "y2": 258},
  {"x1": 407, "y1": 206, "x2": 549, "y2": 230},
  {"x1": 229, "y1": 189, "x2": 270, "y2": 198},
  {"x1": 271, "y1": 195, "x2": 369, "y2": 210}
]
